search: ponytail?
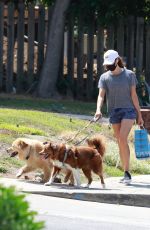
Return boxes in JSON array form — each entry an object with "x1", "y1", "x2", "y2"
[{"x1": 117, "y1": 57, "x2": 125, "y2": 68}]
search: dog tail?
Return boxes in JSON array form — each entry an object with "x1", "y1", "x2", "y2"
[{"x1": 86, "y1": 135, "x2": 106, "y2": 158}]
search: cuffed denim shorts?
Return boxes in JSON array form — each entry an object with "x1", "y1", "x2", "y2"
[{"x1": 109, "y1": 108, "x2": 137, "y2": 124}]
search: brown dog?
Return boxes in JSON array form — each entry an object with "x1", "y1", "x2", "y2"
[
  {"x1": 40, "y1": 135, "x2": 106, "y2": 188},
  {"x1": 7, "y1": 138, "x2": 74, "y2": 184}
]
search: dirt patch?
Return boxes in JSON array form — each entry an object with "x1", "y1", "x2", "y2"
[
  {"x1": 0, "y1": 142, "x2": 10, "y2": 157},
  {"x1": 0, "y1": 141, "x2": 17, "y2": 177},
  {"x1": 0, "y1": 129, "x2": 15, "y2": 135}
]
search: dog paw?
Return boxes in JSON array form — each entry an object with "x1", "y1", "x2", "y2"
[
  {"x1": 75, "y1": 185, "x2": 82, "y2": 189},
  {"x1": 16, "y1": 173, "x2": 21, "y2": 178},
  {"x1": 35, "y1": 176, "x2": 43, "y2": 183},
  {"x1": 44, "y1": 182, "x2": 52, "y2": 186},
  {"x1": 102, "y1": 184, "x2": 106, "y2": 189},
  {"x1": 53, "y1": 177, "x2": 62, "y2": 183},
  {"x1": 68, "y1": 183, "x2": 74, "y2": 186},
  {"x1": 84, "y1": 184, "x2": 90, "y2": 188},
  {"x1": 24, "y1": 175, "x2": 30, "y2": 180}
]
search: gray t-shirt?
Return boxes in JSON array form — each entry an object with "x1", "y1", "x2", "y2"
[{"x1": 98, "y1": 68, "x2": 137, "y2": 114}]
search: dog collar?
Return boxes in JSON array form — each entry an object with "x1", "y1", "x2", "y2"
[{"x1": 62, "y1": 146, "x2": 71, "y2": 166}]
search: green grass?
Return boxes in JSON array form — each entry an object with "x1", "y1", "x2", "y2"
[
  {"x1": 0, "y1": 157, "x2": 23, "y2": 173},
  {"x1": 0, "y1": 108, "x2": 103, "y2": 139},
  {"x1": 0, "y1": 166, "x2": 7, "y2": 173},
  {"x1": 0, "y1": 133, "x2": 16, "y2": 144},
  {"x1": 0, "y1": 95, "x2": 149, "y2": 178},
  {"x1": 0, "y1": 94, "x2": 107, "y2": 115},
  {"x1": 104, "y1": 139, "x2": 150, "y2": 175},
  {"x1": 104, "y1": 165, "x2": 123, "y2": 177}
]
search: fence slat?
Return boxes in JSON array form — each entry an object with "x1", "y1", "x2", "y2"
[
  {"x1": 27, "y1": 4, "x2": 35, "y2": 86},
  {"x1": 136, "y1": 17, "x2": 144, "y2": 80},
  {"x1": 107, "y1": 25, "x2": 114, "y2": 49},
  {"x1": 97, "y1": 25, "x2": 104, "y2": 79},
  {"x1": 0, "y1": 2, "x2": 4, "y2": 90},
  {"x1": 67, "y1": 12, "x2": 74, "y2": 84},
  {"x1": 17, "y1": 3, "x2": 25, "y2": 93},
  {"x1": 6, "y1": 3, "x2": 14, "y2": 93},
  {"x1": 126, "y1": 16, "x2": 134, "y2": 70},
  {"x1": 86, "y1": 15, "x2": 94, "y2": 100},
  {"x1": 76, "y1": 14, "x2": 84, "y2": 99},
  {"x1": 117, "y1": 18, "x2": 124, "y2": 57},
  {"x1": 37, "y1": 4, "x2": 45, "y2": 74}
]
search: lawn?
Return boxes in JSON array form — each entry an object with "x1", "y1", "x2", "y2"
[
  {"x1": 0, "y1": 94, "x2": 149, "y2": 181},
  {"x1": 0, "y1": 94, "x2": 102, "y2": 115}
]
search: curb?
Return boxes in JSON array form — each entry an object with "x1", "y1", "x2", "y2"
[
  {"x1": 23, "y1": 190, "x2": 150, "y2": 208},
  {"x1": 1, "y1": 177, "x2": 150, "y2": 208}
]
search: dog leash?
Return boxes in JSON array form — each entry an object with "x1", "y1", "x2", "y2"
[
  {"x1": 61, "y1": 117, "x2": 101, "y2": 165},
  {"x1": 62, "y1": 116, "x2": 105, "y2": 166},
  {"x1": 74, "y1": 134, "x2": 90, "y2": 146},
  {"x1": 66, "y1": 116, "x2": 101, "y2": 144}
]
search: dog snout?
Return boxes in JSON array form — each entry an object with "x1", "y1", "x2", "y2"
[
  {"x1": 6, "y1": 147, "x2": 13, "y2": 153},
  {"x1": 39, "y1": 151, "x2": 49, "y2": 160}
]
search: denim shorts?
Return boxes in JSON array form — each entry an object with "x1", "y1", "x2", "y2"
[{"x1": 109, "y1": 108, "x2": 137, "y2": 124}]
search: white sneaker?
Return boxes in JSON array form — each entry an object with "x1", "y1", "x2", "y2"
[
  {"x1": 120, "y1": 171, "x2": 132, "y2": 184},
  {"x1": 120, "y1": 177, "x2": 131, "y2": 184}
]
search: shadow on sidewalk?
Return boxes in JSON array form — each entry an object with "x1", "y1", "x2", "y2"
[
  {"x1": 19, "y1": 179, "x2": 122, "y2": 191},
  {"x1": 128, "y1": 182, "x2": 150, "y2": 188}
]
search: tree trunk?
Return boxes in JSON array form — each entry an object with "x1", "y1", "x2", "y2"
[{"x1": 37, "y1": 0, "x2": 71, "y2": 98}]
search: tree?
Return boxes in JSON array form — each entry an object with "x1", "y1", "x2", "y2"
[
  {"x1": 37, "y1": 0, "x2": 71, "y2": 97},
  {"x1": 37, "y1": 0, "x2": 150, "y2": 98}
]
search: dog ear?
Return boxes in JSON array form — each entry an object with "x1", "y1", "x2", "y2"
[{"x1": 19, "y1": 141, "x2": 28, "y2": 149}]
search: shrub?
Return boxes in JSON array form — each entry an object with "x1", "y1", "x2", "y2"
[{"x1": 0, "y1": 185, "x2": 45, "y2": 230}]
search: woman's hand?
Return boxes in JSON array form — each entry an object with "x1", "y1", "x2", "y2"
[
  {"x1": 94, "y1": 111, "x2": 102, "y2": 122},
  {"x1": 137, "y1": 114, "x2": 144, "y2": 126}
]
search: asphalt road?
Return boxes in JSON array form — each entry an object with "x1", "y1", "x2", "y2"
[{"x1": 26, "y1": 194, "x2": 150, "y2": 230}]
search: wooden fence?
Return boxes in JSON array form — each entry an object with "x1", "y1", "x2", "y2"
[{"x1": 0, "y1": 2, "x2": 150, "y2": 100}]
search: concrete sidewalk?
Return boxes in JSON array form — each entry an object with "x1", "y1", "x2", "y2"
[{"x1": 0, "y1": 175, "x2": 150, "y2": 207}]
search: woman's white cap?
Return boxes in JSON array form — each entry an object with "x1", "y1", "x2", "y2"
[{"x1": 103, "y1": 50, "x2": 119, "y2": 65}]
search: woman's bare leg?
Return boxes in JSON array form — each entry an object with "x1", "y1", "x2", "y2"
[
  {"x1": 112, "y1": 119, "x2": 134, "y2": 171},
  {"x1": 119, "y1": 119, "x2": 134, "y2": 171},
  {"x1": 111, "y1": 123, "x2": 123, "y2": 164}
]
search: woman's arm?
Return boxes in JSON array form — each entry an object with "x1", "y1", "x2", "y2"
[
  {"x1": 131, "y1": 86, "x2": 144, "y2": 126},
  {"x1": 94, "y1": 88, "x2": 106, "y2": 120}
]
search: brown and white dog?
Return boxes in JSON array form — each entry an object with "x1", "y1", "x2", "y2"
[
  {"x1": 7, "y1": 138, "x2": 74, "y2": 184},
  {"x1": 40, "y1": 135, "x2": 106, "y2": 188}
]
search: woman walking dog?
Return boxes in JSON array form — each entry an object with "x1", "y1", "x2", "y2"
[{"x1": 94, "y1": 50, "x2": 143, "y2": 184}]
